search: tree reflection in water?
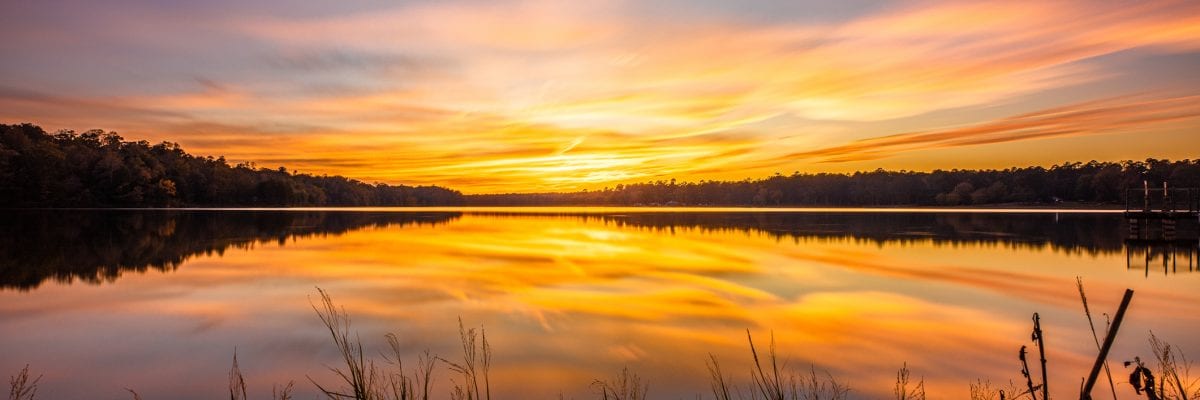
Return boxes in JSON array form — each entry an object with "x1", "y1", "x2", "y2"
[{"x1": 2, "y1": 210, "x2": 1182, "y2": 291}]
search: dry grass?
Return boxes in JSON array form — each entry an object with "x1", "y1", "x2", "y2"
[
  {"x1": 21, "y1": 285, "x2": 1198, "y2": 400},
  {"x1": 441, "y1": 318, "x2": 491, "y2": 400},
  {"x1": 592, "y1": 367, "x2": 647, "y2": 400},
  {"x1": 706, "y1": 331, "x2": 849, "y2": 400},
  {"x1": 1143, "y1": 333, "x2": 1198, "y2": 400},
  {"x1": 230, "y1": 351, "x2": 248, "y2": 400},
  {"x1": 893, "y1": 363, "x2": 924, "y2": 400},
  {"x1": 794, "y1": 365, "x2": 851, "y2": 400},
  {"x1": 969, "y1": 379, "x2": 1025, "y2": 400},
  {"x1": 308, "y1": 287, "x2": 437, "y2": 400},
  {"x1": 225, "y1": 350, "x2": 294, "y2": 400},
  {"x1": 706, "y1": 354, "x2": 735, "y2": 400},
  {"x1": 273, "y1": 381, "x2": 295, "y2": 400},
  {"x1": 309, "y1": 287, "x2": 377, "y2": 399},
  {"x1": 383, "y1": 334, "x2": 435, "y2": 400},
  {"x1": 8, "y1": 365, "x2": 39, "y2": 400},
  {"x1": 1078, "y1": 277, "x2": 1119, "y2": 400}
]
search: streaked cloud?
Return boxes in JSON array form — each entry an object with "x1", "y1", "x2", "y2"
[
  {"x1": 1, "y1": 0, "x2": 1199, "y2": 191},
  {"x1": 789, "y1": 93, "x2": 1200, "y2": 163}
]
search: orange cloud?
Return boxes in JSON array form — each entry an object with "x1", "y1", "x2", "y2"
[
  {"x1": 227, "y1": 0, "x2": 1200, "y2": 127},
  {"x1": 788, "y1": 94, "x2": 1200, "y2": 163},
  {"x1": 4, "y1": 0, "x2": 1200, "y2": 191}
]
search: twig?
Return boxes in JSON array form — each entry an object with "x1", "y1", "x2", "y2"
[
  {"x1": 1020, "y1": 345, "x2": 1038, "y2": 400},
  {"x1": 1077, "y1": 277, "x2": 1118, "y2": 400},
  {"x1": 1082, "y1": 289, "x2": 1135, "y2": 400},
  {"x1": 1033, "y1": 313, "x2": 1048, "y2": 400}
]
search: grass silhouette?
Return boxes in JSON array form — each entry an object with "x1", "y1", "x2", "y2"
[{"x1": 9, "y1": 285, "x2": 1200, "y2": 400}]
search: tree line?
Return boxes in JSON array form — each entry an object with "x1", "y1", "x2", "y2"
[
  {"x1": 466, "y1": 159, "x2": 1200, "y2": 206},
  {"x1": 3, "y1": 123, "x2": 1197, "y2": 208},
  {"x1": 0, "y1": 123, "x2": 463, "y2": 207}
]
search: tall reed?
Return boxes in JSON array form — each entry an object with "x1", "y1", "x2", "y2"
[
  {"x1": 1077, "y1": 277, "x2": 1119, "y2": 400},
  {"x1": 308, "y1": 287, "x2": 437, "y2": 400},
  {"x1": 226, "y1": 351, "x2": 294, "y2": 400},
  {"x1": 383, "y1": 334, "x2": 435, "y2": 400},
  {"x1": 7, "y1": 365, "x2": 39, "y2": 400},
  {"x1": 706, "y1": 330, "x2": 849, "y2": 400},
  {"x1": 706, "y1": 354, "x2": 734, "y2": 400},
  {"x1": 592, "y1": 367, "x2": 647, "y2": 400},
  {"x1": 309, "y1": 287, "x2": 377, "y2": 399},
  {"x1": 441, "y1": 318, "x2": 491, "y2": 400},
  {"x1": 969, "y1": 379, "x2": 1023, "y2": 400},
  {"x1": 20, "y1": 285, "x2": 1200, "y2": 400},
  {"x1": 230, "y1": 351, "x2": 248, "y2": 400},
  {"x1": 893, "y1": 363, "x2": 924, "y2": 400},
  {"x1": 1144, "y1": 332, "x2": 1198, "y2": 400}
]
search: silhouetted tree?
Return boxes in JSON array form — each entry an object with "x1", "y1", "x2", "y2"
[
  {"x1": 467, "y1": 159, "x2": 1200, "y2": 207},
  {"x1": 5, "y1": 123, "x2": 1197, "y2": 208},
  {"x1": 0, "y1": 123, "x2": 463, "y2": 207}
]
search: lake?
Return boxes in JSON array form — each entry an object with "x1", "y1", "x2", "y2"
[{"x1": 1, "y1": 208, "x2": 1197, "y2": 399}]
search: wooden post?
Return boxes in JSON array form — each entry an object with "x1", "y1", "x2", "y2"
[
  {"x1": 1080, "y1": 289, "x2": 1135, "y2": 400},
  {"x1": 1163, "y1": 182, "x2": 1170, "y2": 212},
  {"x1": 1144, "y1": 181, "x2": 1150, "y2": 211},
  {"x1": 1192, "y1": 188, "x2": 1199, "y2": 214}
]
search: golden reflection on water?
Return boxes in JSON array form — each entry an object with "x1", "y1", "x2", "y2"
[{"x1": 0, "y1": 211, "x2": 1197, "y2": 399}]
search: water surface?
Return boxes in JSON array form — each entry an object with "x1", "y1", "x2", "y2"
[{"x1": 1, "y1": 209, "x2": 1197, "y2": 399}]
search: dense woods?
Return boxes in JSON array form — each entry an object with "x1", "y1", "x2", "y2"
[
  {"x1": 468, "y1": 159, "x2": 1200, "y2": 206},
  {"x1": 0, "y1": 123, "x2": 463, "y2": 207},
  {"x1": 2, "y1": 123, "x2": 1197, "y2": 208}
]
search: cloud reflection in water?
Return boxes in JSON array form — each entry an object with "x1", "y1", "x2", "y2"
[{"x1": 0, "y1": 210, "x2": 1196, "y2": 399}]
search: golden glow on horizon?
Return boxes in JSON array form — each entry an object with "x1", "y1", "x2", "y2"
[{"x1": 1, "y1": 0, "x2": 1199, "y2": 192}]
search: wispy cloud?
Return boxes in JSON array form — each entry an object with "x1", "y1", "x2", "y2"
[
  {"x1": 2, "y1": 0, "x2": 1199, "y2": 190},
  {"x1": 228, "y1": 0, "x2": 1200, "y2": 126},
  {"x1": 788, "y1": 94, "x2": 1200, "y2": 163}
]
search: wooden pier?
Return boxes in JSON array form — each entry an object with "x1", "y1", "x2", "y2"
[{"x1": 1124, "y1": 186, "x2": 1199, "y2": 241}]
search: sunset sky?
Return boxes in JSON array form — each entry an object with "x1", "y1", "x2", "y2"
[{"x1": 2, "y1": 0, "x2": 1199, "y2": 193}]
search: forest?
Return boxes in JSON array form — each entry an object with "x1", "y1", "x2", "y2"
[
  {"x1": 467, "y1": 158, "x2": 1200, "y2": 206},
  {"x1": 3, "y1": 123, "x2": 1198, "y2": 208},
  {"x1": 0, "y1": 123, "x2": 463, "y2": 207}
]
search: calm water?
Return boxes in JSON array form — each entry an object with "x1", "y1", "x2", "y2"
[{"x1": 1, "y1": 209, "x2": 1197, "y2": 399}]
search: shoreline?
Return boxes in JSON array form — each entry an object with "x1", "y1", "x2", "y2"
[{"x1": 2, "y1": 203, "x2": 1128, "y2": 213}]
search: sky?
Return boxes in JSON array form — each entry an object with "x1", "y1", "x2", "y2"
[{"x1": 1, "y1": 0, "x2": 1199, "y2": 193}]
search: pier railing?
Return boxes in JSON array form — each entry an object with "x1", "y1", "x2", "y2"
[{"x1": 1124, "y1": 188, "x2": 1200, "y2": 213}]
